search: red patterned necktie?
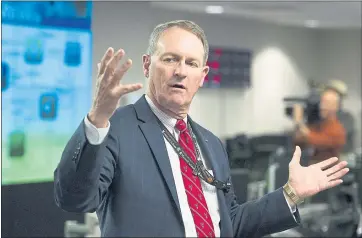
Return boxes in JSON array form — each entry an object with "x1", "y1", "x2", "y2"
[{"x1": 175, "y1": 119, "x2": 215, "y2": 238}]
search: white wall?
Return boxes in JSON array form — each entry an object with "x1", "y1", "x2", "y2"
[
  {"x1": 92, "y1": 2, "x2": 325, "y2": 138},
  {"x1": 316, "y1": 29, "x2": 361, "y2": 146}
]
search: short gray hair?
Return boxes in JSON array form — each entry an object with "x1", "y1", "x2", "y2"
[{"x1": 146, "y1": 20, "x2": 209, "y2": 65}]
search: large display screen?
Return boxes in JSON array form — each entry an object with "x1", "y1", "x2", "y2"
[
  {"x1": 203, "y1": 47, "x2": 252, "y2": 89},
  {"x1": 2, "y1": 1, "x2": 93, "y2": 185}
]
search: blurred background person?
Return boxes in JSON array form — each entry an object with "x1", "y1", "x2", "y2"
[{"x1": 292, "y1": 80, "x2": 347, "y2": 166}]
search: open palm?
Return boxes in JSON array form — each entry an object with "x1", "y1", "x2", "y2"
[{"x1": 288, "y1": 146, "x2": 349, "y2": 199}]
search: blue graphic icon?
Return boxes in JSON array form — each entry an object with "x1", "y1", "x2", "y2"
[
  {"x1": 64, "y1": 41, "x2": 81, "y2": 67},
  {"x1": 2, "y1": 62, "x2": 9, "y2": 91},
  {"x1": 39, "y1": 93, "x2": 58, "y2": 120},
  {"x1": 9, "y1": 130, "x2": 26, "y2": 158},
  {"x1": 24, "y1": 38, "x2": 44, "y2": 64}
]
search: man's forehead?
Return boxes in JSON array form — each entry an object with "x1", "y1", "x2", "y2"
[
  {"x1": 158, "y1": 27, "x2": 200, "y2": 42},
  {"x1": 155, "y1": 27, "x2": 204, "y2": 57}
]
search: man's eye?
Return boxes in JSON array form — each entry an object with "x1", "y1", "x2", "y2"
[
  {"x1": 164, "y1": 58, "x2": 176, "y2": 62},
  {"x1": 187, "y1": 62, "x2": 198, "y2": 67}
]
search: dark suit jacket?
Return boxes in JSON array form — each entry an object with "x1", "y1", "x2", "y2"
[{"x1": 54, "y1": 95, "x2": 300, "y2": 237}]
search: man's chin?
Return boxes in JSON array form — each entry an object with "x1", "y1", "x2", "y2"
[{"x1": 162, "y1": 96, "x2": 187, "y2": 109}]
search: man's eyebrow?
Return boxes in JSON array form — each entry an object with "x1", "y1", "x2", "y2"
[
  {"x1": 186, "y1": 56, "x2": 200, "y2": 63},
  {"x1": 160, "y1": 52, "x2": 179, "y2": 58},
  {"x1": 161, "y1": 52, "x2": 200, "y2": 62}
]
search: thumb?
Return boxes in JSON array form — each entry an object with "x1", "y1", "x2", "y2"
[{"x1": 291, "y1": 146, "x2": 301, "y2": 165}]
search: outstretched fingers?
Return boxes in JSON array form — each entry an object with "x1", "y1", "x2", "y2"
[
  {"x1": 327, "y1": 167, "x2": 349, "y2": 181},
  {"x1": 115, "y1": 83, "x2": 143, "y2": 97},
  {"x1": 325, "y1": 179, "x2": 344, "y2": 190},
  {"x1": 99, "y1": 47, "x2": 114, "y2": 76},
  {"x1": 112, "y1": 59, "x2": 133, "y2": 85},
  {"x1": 104, "y1": 49, "x2": 125, "y2": 80},
  {"x1": 316, "y1": 157, "x2": 339, "y2": 170},
  {"x1": 324, "y1": 160, "x2": 348, "y2": 176}
]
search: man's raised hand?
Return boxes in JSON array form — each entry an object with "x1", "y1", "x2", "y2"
[{"x1": 88, "y1": 47, "x2": 143, "y2": 127}]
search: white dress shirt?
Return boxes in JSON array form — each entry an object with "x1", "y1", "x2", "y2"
[{"x1": 83, "y1": 95, "x2": 296, "y2": 237}]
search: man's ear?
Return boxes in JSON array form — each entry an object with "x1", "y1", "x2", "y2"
[
  {"x1": 142, "y1": 54, "x2": 151, "y2": 78},
  {"x1": 199, "y1": 65, "x2": 209, "y2": 87}
]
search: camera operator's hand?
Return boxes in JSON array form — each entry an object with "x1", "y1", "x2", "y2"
[
  {"x1": 298, "y1": 123, "x2": 310, "y2": 136},
  {"x1": 294, "y1": 130, "x2": 305, "y2": 142},
  {"x1": 293, "y1": 104, "x2": 304, "y2": 125}
]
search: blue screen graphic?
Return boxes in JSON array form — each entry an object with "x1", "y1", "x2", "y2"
[{"x1": 2, "y1": 1, "x2": 93, "y2": 185}]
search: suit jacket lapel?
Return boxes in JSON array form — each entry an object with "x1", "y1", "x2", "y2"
[
  {"x1": 187, "y1": 116, "x2": 222, "y2": 181},
  {"x1": 134, "y1": 96, "x2": 182, "y2": 218}
]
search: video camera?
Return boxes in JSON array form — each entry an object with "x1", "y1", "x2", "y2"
[{"x1": 283, "y1": 80, "x2": 324, "y2": 125}]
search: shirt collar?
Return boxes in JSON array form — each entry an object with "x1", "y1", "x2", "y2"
[{"x1": 145, "y1": 94, "x2": 187, "y2": 130}]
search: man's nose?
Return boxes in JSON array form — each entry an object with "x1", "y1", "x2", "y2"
[{"x1": 174, "y1": 61, "x2": 187, "y2": 78}]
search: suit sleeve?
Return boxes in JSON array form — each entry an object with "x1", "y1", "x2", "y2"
[
  {"x1": 53, "y1": 119, "x2": 118, "y2": 213},
  {"x1": 217, "y1": 139, "x2": 300, "y2": 238}
]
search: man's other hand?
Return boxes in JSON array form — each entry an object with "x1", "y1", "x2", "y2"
[{"x1": 287, "y1": 146, "x2": 349, "y2": 200}]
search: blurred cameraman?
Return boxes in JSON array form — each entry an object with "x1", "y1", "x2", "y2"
[{"x1": 293, "y1": 80, "x2": 347, "y2": 165}]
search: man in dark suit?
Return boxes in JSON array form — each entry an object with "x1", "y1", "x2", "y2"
[{"x1": 54, "y1": 20, "x2": 349, "y2": 237}]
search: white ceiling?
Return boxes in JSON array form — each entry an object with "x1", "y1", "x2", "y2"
[{"x1": 149, "y1": 1, "x2": 361, "y2": 29}]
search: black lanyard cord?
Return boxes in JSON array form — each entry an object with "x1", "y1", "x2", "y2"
[{"x1": 155, "y1": 118, "x2": 231, "y2": 193}]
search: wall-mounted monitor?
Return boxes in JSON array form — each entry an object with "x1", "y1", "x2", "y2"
[
  {"x1": 2, "y1": 1, "x2": 93, "y2": 185},
  {"x1": 203, "y1": 47, "x2": 252, "y2": 89}
]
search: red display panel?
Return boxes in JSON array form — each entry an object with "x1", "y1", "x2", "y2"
[{"x1": 203, "y1": 47, "x2": 251, "y2": 89}]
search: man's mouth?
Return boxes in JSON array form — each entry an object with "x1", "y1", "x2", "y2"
[{"x1": 171, "y1": 84, "x2": 186, "y2": 89}]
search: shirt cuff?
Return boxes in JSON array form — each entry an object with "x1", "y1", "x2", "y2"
[
  {"x1": 84, "y1": 115, "x2": 110, "y2": 145},
  {"x1": 283, "y1": 191, "x2": 297, "y2": 220}
]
